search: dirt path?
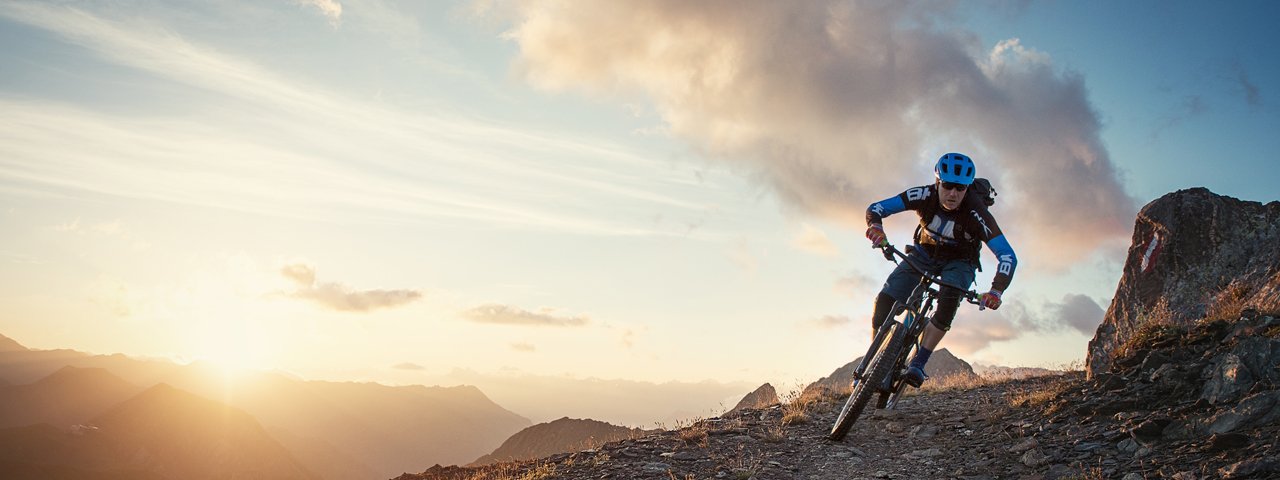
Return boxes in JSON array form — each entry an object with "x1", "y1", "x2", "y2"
[{"x1": 401, "y1": 374, "x2": 1098, "y2": 480}]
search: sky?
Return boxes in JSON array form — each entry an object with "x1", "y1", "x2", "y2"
[{"x1": 2, "y1": 0, "x2": 1278, "y2": 403}]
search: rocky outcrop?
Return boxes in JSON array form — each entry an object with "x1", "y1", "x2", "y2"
[
  {"x1": 1087, "y1": 188, "x2": 1280, "y2": 377},
  {"x1": 1029, "y1": 312, "x2": 1280, "y2": 479},
  {"x1": 728, "y1": 383, "x2": 779, "y2": 413}
]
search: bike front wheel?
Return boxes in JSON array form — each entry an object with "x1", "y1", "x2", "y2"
[{"x1": 828, "y1": 322, "x2": 906, "y2": 441}]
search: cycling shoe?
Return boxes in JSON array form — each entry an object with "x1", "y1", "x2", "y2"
[{"x1": 904, "y1": 366, "x2": 927, "y2": 387}]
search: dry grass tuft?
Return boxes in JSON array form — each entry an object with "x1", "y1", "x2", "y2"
[
  {"x1": 1206, "y1": 279, "x2": 1255, "y2": 322},
  {"x1": 463, "y1": 460, "x2": 558, "y2": 480},
  {"x1": 762, "y1": 423, "x2": 786, "y2": 443},
  {"x1": 1115, "y1": 298, "x2": 1181, "y2": 360},
  {"x1": 779, "y1": 385, "x2": 819, "y2": 426},
  {"x1": 919, "y1": 373, "x2": 990, "y2": 393},
  {"x1": 675, "y1": 418, "x2": 709, "y2": 447},
  {"x1": 1007, "y1": 376, "x2": 1074, "y2": 415}
]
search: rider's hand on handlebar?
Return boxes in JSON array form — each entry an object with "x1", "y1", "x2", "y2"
[
  {"x1": 979, "y1": 290, "x2": 1003, "y2": 310},
  {"x1": 866, "y1": 224, "x2": 888, "y2": 248}
]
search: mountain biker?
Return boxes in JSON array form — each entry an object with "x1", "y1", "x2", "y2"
[{"x1": 863, "y1": 152, "x2": 1018, "y2": 387}]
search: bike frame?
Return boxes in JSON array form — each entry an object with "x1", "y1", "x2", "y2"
[{"x1": 829, "y1": 243, "x2": 979, "y2": 440}]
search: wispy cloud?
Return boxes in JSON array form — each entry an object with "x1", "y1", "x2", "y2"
[
  {"x1": 280, "y1": 263, "x2": 422, "y2": 313},
  {"x1": 294, "y1": 0, "x2": 343, "y2": 26},
  {"x1": 510, "y1": 342, "x2": 536, "y2": 352},
  {"x1": 392, "y1": 362, "x2": 426, "y2": 370},
  {"x1": 494, "y1": 1, "x2": 1137, "y2": 267},
  {"x1": 938, "y1": 308, "x2": 1023, "y2": 355},
  {"x1": 0, "y1": 2, "x2": 727, "y2": 239},
  {"x1": 1232, "y1": 61, "x2": 1263, "y2": 107},
  {"x1": 462, "y1": 304, "x2": 589, "y2": 327}
]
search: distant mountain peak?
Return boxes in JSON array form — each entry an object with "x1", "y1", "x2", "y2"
[
  {"x1": 803, "y1": 348, "x2": 976, "y2": 398},
  {"x1": 0, "y1": 333, "x2": 28, "y2": 352},
  {"x1": 729, "y1": 383, "x2": 780, "y2": 413},
  {"x1": 471, "y1": 417, "x2": 648, "y2": 466}
]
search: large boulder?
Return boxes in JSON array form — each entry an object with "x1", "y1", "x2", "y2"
[{"x1": 1087, "y1": 188, "x2": 1280, "y2": 378}]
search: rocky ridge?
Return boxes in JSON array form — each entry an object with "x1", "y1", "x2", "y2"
[{"x1": 394, "y1": 311, "x2": 1278, "y2": 480}]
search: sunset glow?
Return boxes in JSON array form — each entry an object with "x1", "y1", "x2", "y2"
[{"x1": 2, "y1": 1, "x2": 1278, "y2": 425}]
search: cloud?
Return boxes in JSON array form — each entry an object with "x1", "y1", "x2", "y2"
[
  {"x1": 938, "y1": 308, "x2": 1023, "y2": 355},
  {"x1": 794, "y1": 223, "x2": 839, "y2": 257},
  {"x1": 494, "y1": 1, "x2": 1136, "y2": 267},
  {"x1": 1044, "y1": 293, "x2": 1105, "y2": 335},
  {"x1": 1233, "y1": 62, "x2": 1262, "y2": 107},
  {"x1": 510, "y1": 342, "x2": 536, "y2": 352},
  {"x1": 1153, "y1": 94, "x2": 1209, "y2": 139},
  {"x1": 393, "y1": 362, "x2": 425, "y2": 370},
  {"x1": 280, "y1": 263, "x2": 422, "y2": 312},
  {"x1": 0, "y1": 4, "x2": 722, "y2": 239},
  {"x1": 942, "y1": 293, "x2": 1103, "y2": 354},
  {"x1": 294, "y1": 0, "x2": 342, "y2": 26},
  {"x1": 281, "y1": 264, "x2": 317, "y2": 287},
  {"x1": 462, "y1": 304, "x2": 589, "y2": 327}
]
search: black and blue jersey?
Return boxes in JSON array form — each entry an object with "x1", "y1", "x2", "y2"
[{"x1": 866, "y1": 184, "x2": 1018, "y2": 292}]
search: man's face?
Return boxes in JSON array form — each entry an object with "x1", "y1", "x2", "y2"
[{"x1": 938, "y1": 181, "x2": 967, "y2": 211}]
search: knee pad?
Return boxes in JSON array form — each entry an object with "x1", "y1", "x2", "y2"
[{"x1": 930, "y1": 289, "x2": 962, "y2": 331}]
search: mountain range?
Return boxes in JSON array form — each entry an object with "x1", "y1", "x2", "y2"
[{"x1": 0, "y1": 339, "x2": 530, "y2": 479}]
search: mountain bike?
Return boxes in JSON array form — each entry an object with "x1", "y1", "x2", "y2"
[{"x1": 828, "y1": 243, "x2": 981, "y2": 441}]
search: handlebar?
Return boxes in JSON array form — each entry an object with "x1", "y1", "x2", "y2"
[{"x1": 877, "y1": 243, "x2": 982, "y2": 306}]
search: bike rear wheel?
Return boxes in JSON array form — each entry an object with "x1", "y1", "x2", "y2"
[{"x1": 828, "y1": 323, "x2": 906, "y2": 441}]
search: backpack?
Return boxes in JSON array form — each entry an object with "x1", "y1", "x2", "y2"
[{"x1": 968, "y1": 177, "x2": 997, "y2": 207}]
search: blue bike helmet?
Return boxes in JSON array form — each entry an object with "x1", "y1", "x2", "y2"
[{"x1": 934, "y1": 152, "x2": 976, "y2": 185}]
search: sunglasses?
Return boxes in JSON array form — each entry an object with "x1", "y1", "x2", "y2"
[{"x1": 940, "y1": 182, "x2": 968, "y2": 191}]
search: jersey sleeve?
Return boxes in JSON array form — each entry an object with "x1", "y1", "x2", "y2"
[
  {"x1": 968, "y1": 207, "x2": 1018, "y2": 292},
  {"x1": 866, "y1": 185, "x2": 934, "y2": 226}
]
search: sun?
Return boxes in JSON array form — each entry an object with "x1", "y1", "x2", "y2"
[{"x1": 192, "y1": 328, "x2": 271, "y2": 380}]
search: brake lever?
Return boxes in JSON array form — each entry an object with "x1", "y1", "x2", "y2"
[{"x1": 879, "y1": 244, "x2": 896, "y2": 263}]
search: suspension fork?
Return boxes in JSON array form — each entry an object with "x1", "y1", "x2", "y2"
[{"x1": 853, "y1": 298, "x2": 911, "y2": 380}]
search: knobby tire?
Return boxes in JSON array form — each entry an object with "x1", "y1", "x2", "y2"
[{"x1": 828, "y1": 323, "x2": 906, "y2": 441}]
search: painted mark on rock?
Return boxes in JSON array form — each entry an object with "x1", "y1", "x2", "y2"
[{"x1": 1140, "y1": 232, "x2": 1162, "y2": 273}]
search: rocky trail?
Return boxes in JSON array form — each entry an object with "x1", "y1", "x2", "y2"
[{"x1": 398, "y1": 313, "x2": 1279, "y2": 480}]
